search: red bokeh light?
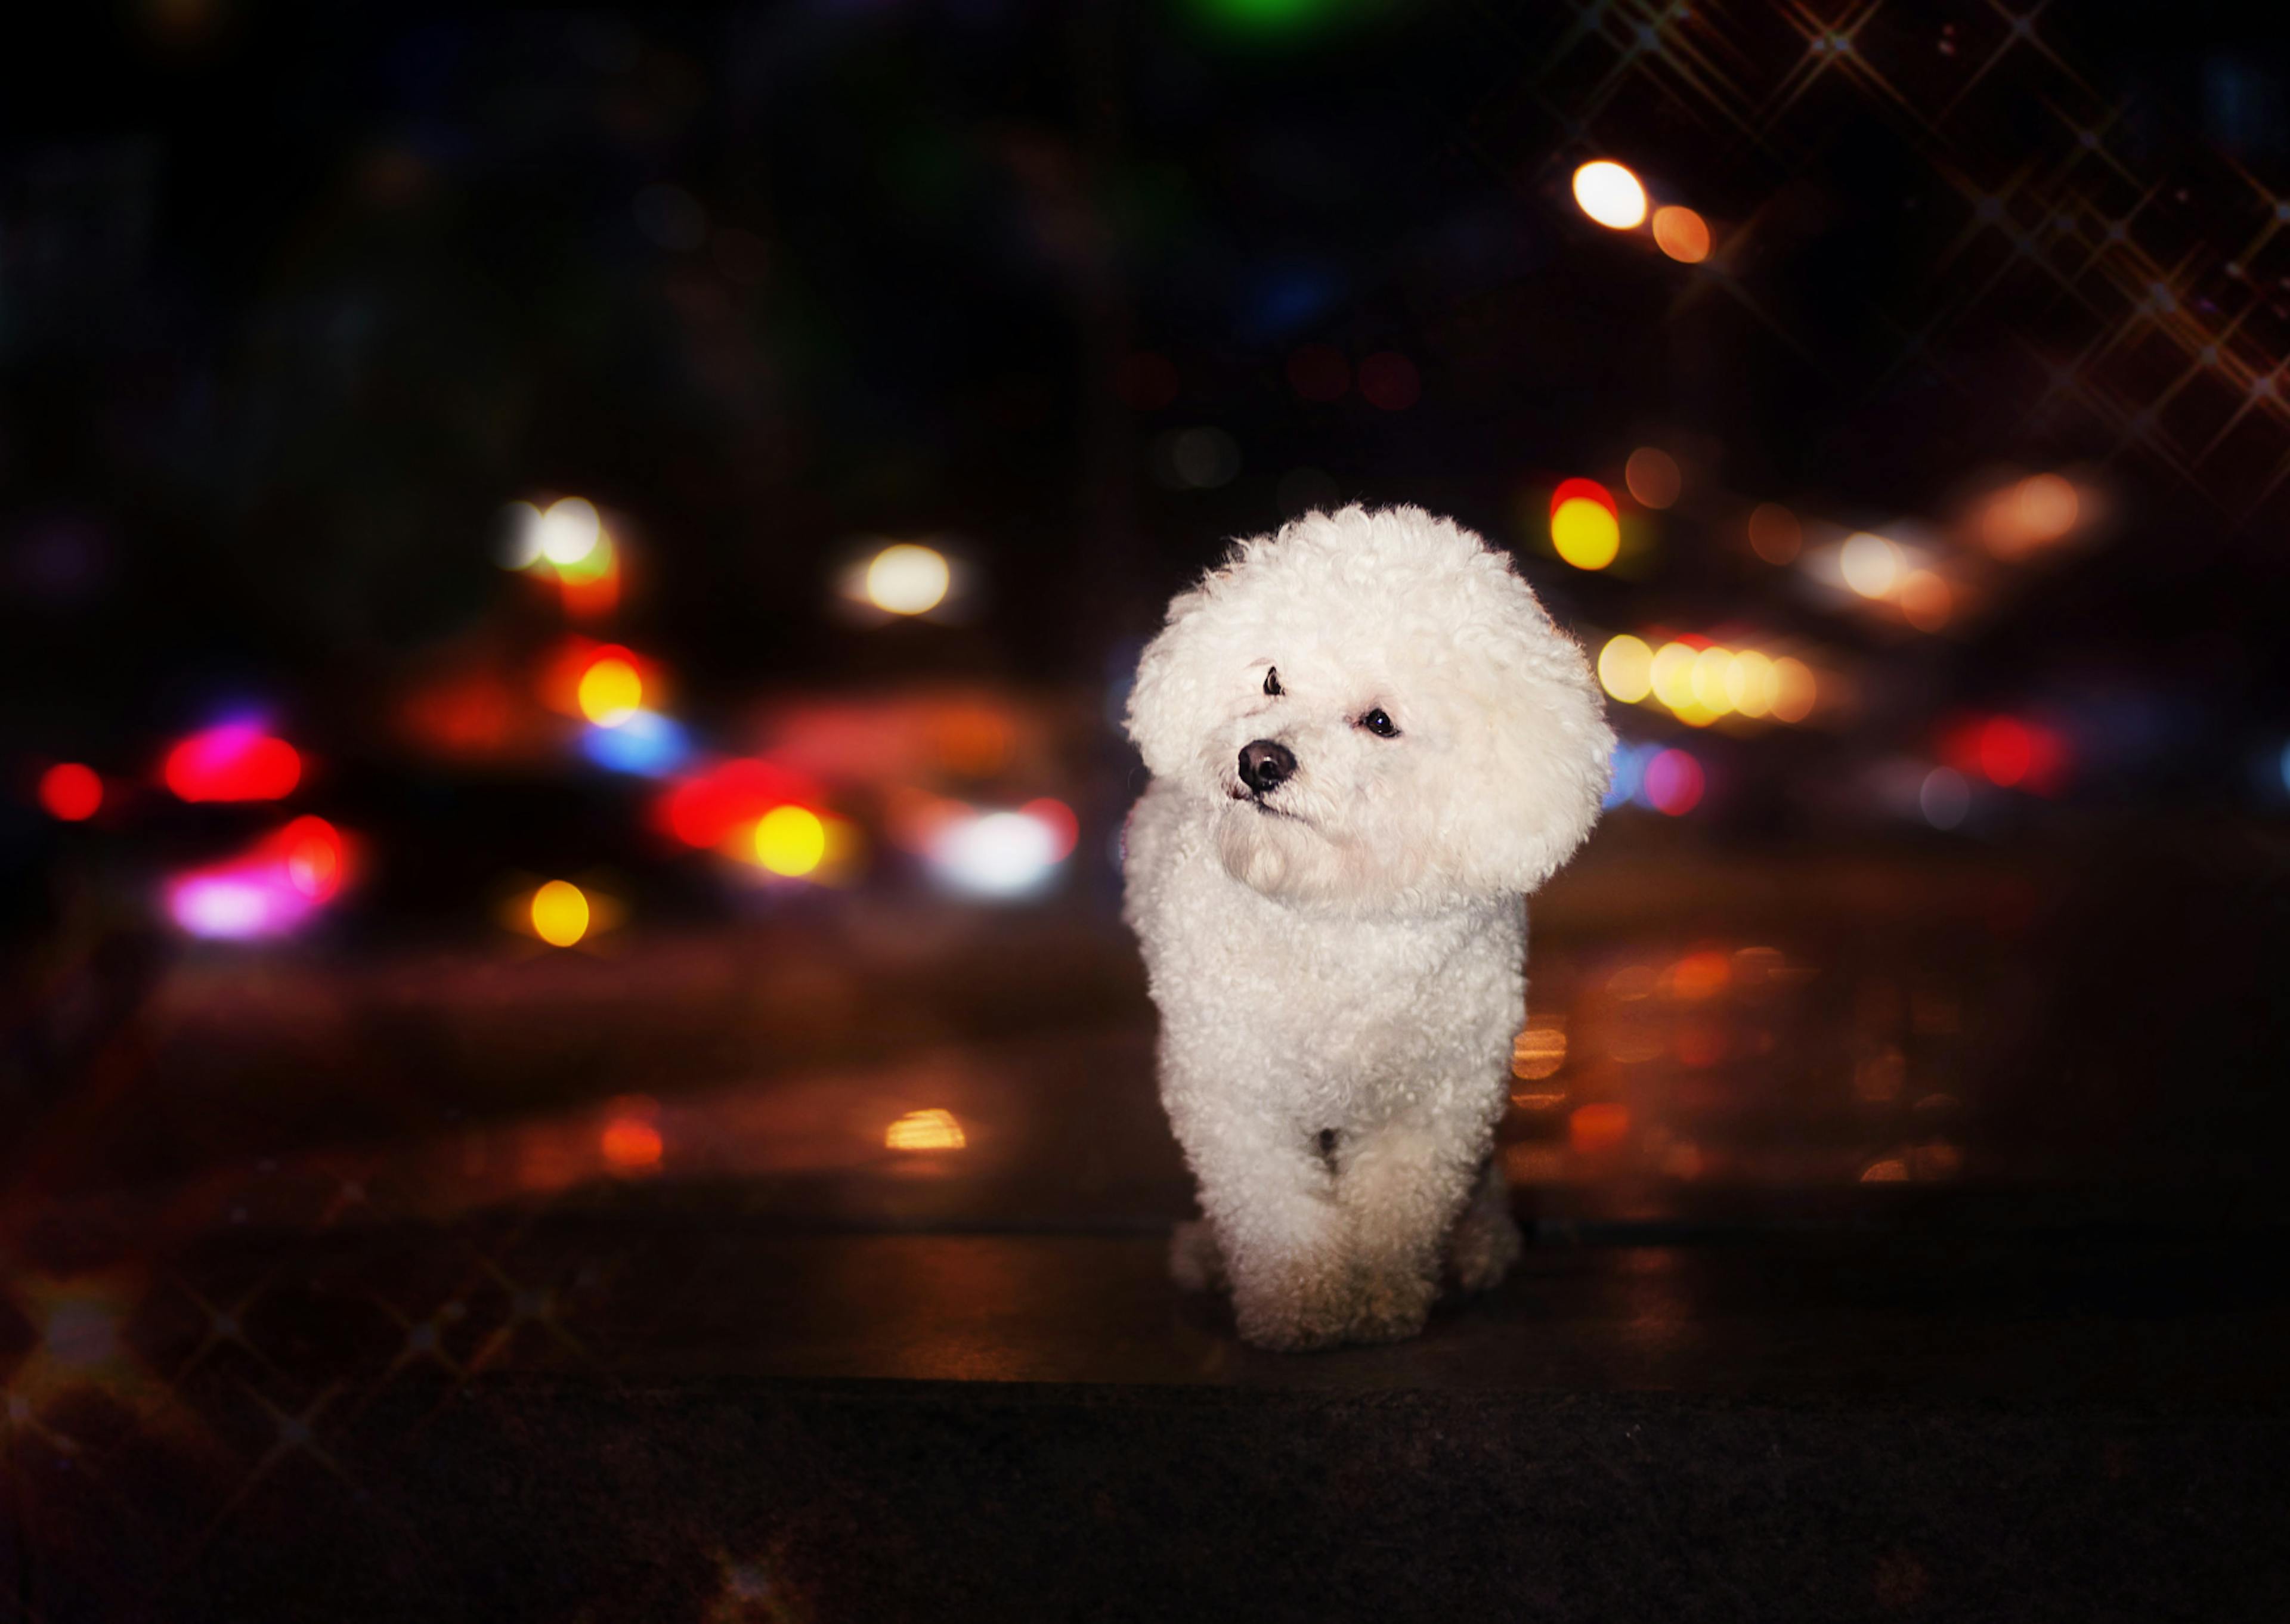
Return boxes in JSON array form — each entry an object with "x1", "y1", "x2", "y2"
[
  {"x1": 1644, "y1": 749, "x2": 1705, "y2": 816},
  {"x1": 601, "y1": 1117, "x2": 664, "y2": 1171},
  {"x1": 1569, "y1": 1102, "x2": 1632, "y2": 1154},
  {"x1": 657, "y1": 758, "x2": 823, "y2": 850},
  {"x1": 267, "y1": 816, "x2": 346, "y2": 901},
  {"x1": 1978, "y1": 718, "x2": 2032, "y2": 787},
  {"x1": 1549, "y1": 477, "x2": 1618, "y2": 520},
  {"x1": 1941, "y1": 714, "x2": 2071, "y2": 795},
  {"x1": 39, "y1": 763, "x2": 103, "y2": 822},
  {"x1": 1356, "y1": 351, "x2": 1420, "y2": 411},
  {"x1": 1022, "y1": 797, "x2": 1079, "y2": 860},
  {"x1": 1114, "y1": 351, "x2": 1180, "y2": 411},
  {"x1": 163, "y1": 723, "x2": 302, "y2": 802},
  {"x1": 1285, "y1": 343, "x2": 1350, "y2": 402}
]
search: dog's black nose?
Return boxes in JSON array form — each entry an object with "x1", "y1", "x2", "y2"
[{"x1": 1239, "y1": 739, "x2": 1297, "y2": 795}]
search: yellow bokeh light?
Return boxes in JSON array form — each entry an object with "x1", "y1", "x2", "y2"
[
  {"x1": 1551, "y1": 497, "x2": 1621, "y2": 570},
  {"x1": 1840, "y1": 531, "x2": 1901, "y2": 598},
  {"x1": 1598, "y1": 634, "x2": 1654, "y2": 703},
  {"x1": 1651, "y1": 204, "x2": 1710, "y2": 263},
  {"x1": 531, "y1": 880, "x2": 590, "y2": 947},
  {"x1": 886, "y1": 1108, "x2": 967, "y2": 1151},
  {"x1": 1771, "y1": 657, "x2": 1817, "y2": 722},
  {"x1": 1689, "y1": 646, "x2": 1735, "y2": 715},
  {"x1": 577, "y1": 656, "x2": 642, "y2": 726},
  {"x1": 753, "y1": 805, "x2": 827, "y2": 876},
  {"x1": 1571, "y1": 160, "x2": 1648, "y2": 230},
  {"x1": 1624, "y1": 446, "x2": 1681, "y2": 509},
  {"x1": 865, "y1": 544, "x2": 951, "y2": 615},
  {"x1": 1511, "y1": 1024, "x2": 1567, "y2": 1081},
  {"x1": 1726, "y1": 649, "x2": 1775, "y2": 717},
  {"x1": 1649, "y1": 641, "x2": 1699, "y2": 711}
]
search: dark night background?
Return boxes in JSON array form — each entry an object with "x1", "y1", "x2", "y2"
[{"x1": 5, "y1": 3, "x2": 2290, "y2": 1619}]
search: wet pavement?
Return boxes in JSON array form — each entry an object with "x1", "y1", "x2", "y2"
[{"x1": 7, "y1": 830, "x2": 2290, "y2": 1618}]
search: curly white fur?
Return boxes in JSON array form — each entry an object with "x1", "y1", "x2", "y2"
[{"x1": 1121, "y1": 506, "x2": 1613, "y2": 1350}]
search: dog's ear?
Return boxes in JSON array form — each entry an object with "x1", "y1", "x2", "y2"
[
  {"x1": 1124, "y1": 581, "x2": 1218, "y2": 780},
  {"x1": 1441, "y1": 582, "x2": 1616, "y2": 897}
]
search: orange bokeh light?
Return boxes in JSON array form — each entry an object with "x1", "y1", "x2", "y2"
[
  {"x1": 601, "y1": 1116, "x2": 664, "y2": 1171},
  {"x1": 1651, "y1": 205, "x2": 1711, "y2": 263},
  {"x1": 1568, "y1": 1102, "x2": 1632, "y2": 1155}
]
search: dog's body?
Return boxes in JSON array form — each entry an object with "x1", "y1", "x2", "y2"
[{"x1": 1121, "y1": 506, "x2": 1611, "y2": 1350}]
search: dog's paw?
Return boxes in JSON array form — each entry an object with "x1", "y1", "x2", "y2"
[
  {"x1": 1169, "y1": 1219, "x2": 1227, "y2": 1294},
  {"x1": 1346, "y1": 1271, "x2": 1437, "y2": 1344},
  {"x1": 1447, "y1": 1205, "x2": 1523, "y2": 1294},
  {"x1": 1231, "y1": 1272, "x2": 1354, "y2": 1352}
]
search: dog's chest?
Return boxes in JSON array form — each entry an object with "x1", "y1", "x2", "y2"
[{"x1": 1197, "y1": 900, "x2": 1521, "y2": 1113}]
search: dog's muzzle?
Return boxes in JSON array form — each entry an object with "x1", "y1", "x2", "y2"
[{"x1": 1238, "y1": 739, "x2": 1297, "y2": 796}]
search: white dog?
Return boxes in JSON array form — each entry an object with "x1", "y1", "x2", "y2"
[{"x1": 1121, "y1": 505, "x2": 1613, "y2": 1350}]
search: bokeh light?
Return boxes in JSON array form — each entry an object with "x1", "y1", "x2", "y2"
[
  {"x1": 1598, "y1": 635, "x2": 1655, "y2": 703},
  {"x1": 1115, "y1": 351, "x2": 1180, "y2": 410},
  {"x1": 1689, "y1": 646, "x2": 1736, "y2": 715},
  {"x1": 1899, "y1": 570, "x2": 1952, "y2": 631},
  {"x1": 1286, "y1": 343, "x2": 1350, "y2": 401},
  {"x1": 1978, "y1": 718, "x2": 2033, "y2": 787},
  {"x1": 1552, "y1": 495, "x2": 1621, "y2": 570},
  {"x1": 1644, "y1": 749, "x2": 1705, "y2": 815},
  {"x1": 1983, "y1": 472, "x2": 2081, "y2": 556},
  {"x1": 1650, "y1": 641, "x2": 1698, "y2": 711},
  {"x1": 1770, "y1": 658, "x2": 1817, "y2": 723},
  {"x1": 278, "y1": 817, "x2": 345, "y2": 901},
  {"x1": 164, "y1": 722, "x2": 302, "y2": 802},
  {"x1": 865, "y1": 544, "x2": 951, "y2": 615},
  {"x1": 886, "y1": 1108, "x2": 966, "y2": 1151},
  {"x1": 164, "y1": 819, "x2": 349, "y2": 941},
  {"x1": 537, "y1": 498, "x2": 603, "y2": 567},
  {"x1": 1725, "y1": 650, "x2": 1775, "y2": 718},
  {"x1": 581, "y1": 710, "x2": 691, "y2": 777},
  {"x1": 601, "y1": 1101, "x2": 664, "y2": 1172},
  {"x1": 658, "y1": 758, "x2": 822, "y2": 850},
  {"x1": 1624, "y1": 447, "x2": 1681, "y2": 508},
  {"x1": 929, "y1": 808, "x2": 1066, "y2": 899},
  {"x1": 577, "y1": 655, "x2": 643, "y2": 727},
  {"x1": 1651, "y1": 204, "x2": 1711, "y2": 262},
  {"x1": 1021, "y1": 797, "x2": 1080, "y2": 860},
  {"x1": 1569, "y1": 1102, "x2": 1632, "y2": 1153},
  {"x1": 1840, "y1": 531, "x2": 1901, "y2": 598},
  {"x1": 1920, "y1": 767, "x2": 1970, "y2": 830},
  {"x1": 530, "y1": 880, "x2": 590, "y2": 947},
  {"x1": 1571, "y1": 161, "x2": 1647, "y2": 229},
  {"x1": 753, "y1": 805, "x2": 827, "y2": 877},
  {"x1": 1747, "y1": 503, "x2": 1803, "y2": 564},
  {"x1": 39, "y1": 763, "x2": 102, "y2": 821},
  {"x1": 1511, "y1": 1023, "x2": 1567, "y2": 1081},
  {"x1": 1356, "y1": 352, "x2": 1420, "y2": 411}
]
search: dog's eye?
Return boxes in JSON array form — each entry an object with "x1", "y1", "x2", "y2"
[
  {"x1": 1262, "y1": 667, "x2": 1282, "y2": 697},
  {"x1": 1358, "y1": 708, "x2": 1400, "y2": 739}
]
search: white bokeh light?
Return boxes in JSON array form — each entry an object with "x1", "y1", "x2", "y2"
[
  {"x1": 865, "y1": 544, "x2": 951, "y2": 615},
  {"x1": 928, "y1": 810, "x2": 1063, "y2": 899},
  {"x1": 1572, "y1": 161, "x2": 1648, "y2": 230}
]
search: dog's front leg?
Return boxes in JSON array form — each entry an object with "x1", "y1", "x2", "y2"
[
  {"x1": 1333, "y1": 1120, "x2": 1484, "y2": 1343},
  {"x1": 1167, "y1": 1098, "x2": 1354, "y2": 1351}
]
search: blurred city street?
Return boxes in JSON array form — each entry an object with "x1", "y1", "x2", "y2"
[{"x1": 10, "y1": 0, "x2": 2290, "y2": 1617}]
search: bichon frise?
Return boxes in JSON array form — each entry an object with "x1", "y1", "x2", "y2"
[{"x1": 1122, "y1": 505, "x2": 1613, "y2": 1350}]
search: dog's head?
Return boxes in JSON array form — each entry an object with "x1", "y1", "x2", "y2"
[{"x1": 1125, "y1": 505, "x2": 1613, "y2": 911}]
